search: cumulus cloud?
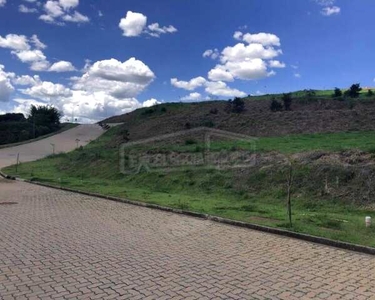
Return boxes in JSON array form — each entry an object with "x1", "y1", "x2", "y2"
[
  {"x1": 172, "y1": 31, "x2": 283, "y2": 99},
  {"x1": 171, "y1": 77, "x2": 206, "y2": 91},
  {"x1": 19, "y1": 4, "x2": 38, "y2": 13},
  {"x1": 21, "y1": 81, "x2": 73, "y2": 101},
  {"x1": 119, "y1": 11, "x2": 177, "y2": 38},
  {"x1": 205, "y1": 81, "x2": 246, "y2": 98},
  {"x1": 49, "y1": 61, "x2": 76, "y2": 72},
  {"x1": 0, "y1": 0, "x2": 6, "y2": 7},
  {"x1": 207, "y1": 31, "x2": 284, "y2": 81},
  {"x1": 1, "y1": 34, "x2": 75, "y2": 73},
  {"x1": 12, "y1": 75, "x2": 41, "y2": 86},
  {"x1": 12, "y1": 49, "x2": 47, "y2": 63},
  {"x1": 37, "y1": 57, "x2": 157, "y2": 122},
  {"x1": 181, "y1": 92, "x2": 202, "y2": 101},
  {"x1": 0, "y1": 65, "x2": 15, "y2": 102},
  {"x1": 119, "y1": 11, "x2": 147, "y2": 37},
  {"x1": 143, "y1": 98, "x2": 161, "y2": 107},
  {"x1": 62, "y1": 11, "x2": 89, "y2": 23},
  {"x1": 0, "y1": 34, "x2": 30, "y2": 51},
  {"x1": 321, "y1": 6, "x2": 340, "y2": 16},
  {"x1": 208, "y1": 66, "x2": 234, "y2": 82},
  {"x1": 38, "y1": 0, "x2": 89, "y2": 25},
  {"x1": 269, "y1": 60, "x2": 286, "y2": 68}
]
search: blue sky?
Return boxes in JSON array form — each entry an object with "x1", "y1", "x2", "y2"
[{"x1": 0, "y1": 0, "x2": 374, "y2": 122}]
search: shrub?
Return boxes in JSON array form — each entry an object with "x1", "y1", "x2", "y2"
[
  {"x1": 282, "y1": 93, "x2": 293, "y2": 111},
  {"x1": 367, "y1": 89, "x2": 374, "y2": 97},
  {"x1": 185, "y1": 139, "x2": 197, "y2": 145},
  {"x1": 344, "y1": 83, "x2": 362, "y2": 98},
  {"x1": 209, "y1": 108, "x2": 218, "y2": 114},
  {"x1": 270, "y1": 99, "x2": 283, "y2": 112},
  {"x1": 161, "y1": 107, "x2": 167, "y2": 112},
  {"x1": 232, "y1": 97, "x2": 245, "y2": 113},
  {"x1": 225, "y1": 97, "x2": 245, "y2": 113},
  {"x1": 333, "y1": 87, "x2": 343, "y2": 98},
  {"x1": 202, "y1": 120, "x2": 215, "y2": 128}
]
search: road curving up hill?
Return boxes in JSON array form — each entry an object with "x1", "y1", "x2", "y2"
[{"x1": 0, "y1": 124, "x2": 104, "y2": 169}]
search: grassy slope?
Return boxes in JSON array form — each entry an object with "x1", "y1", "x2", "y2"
[{"x1": 4, "y1": 126, "x2": 375, "y2": 247}]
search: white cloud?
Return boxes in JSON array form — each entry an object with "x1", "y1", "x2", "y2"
[
  {"x1": 269, "y1": 60, "x2": 286, "y2": 68},
  {"x1": 171, "y1": 76, "x2": 206, "y2": 91},
  {"x1": 208, "y1": 66, "x2": 234, "y2": 82},
  {"x1": 31, "y1": 60, "x2": 51, "y2": 71},
  {"x1": 203, "y1": 49, "x2": 219, "y2": 60},
  {"x1": 221, "y1": 43, "x2": 281, "y2": 63},
  {"x1": 39, "y1": 0, "x2": 89, "y2": 25},
  {"x1": 0, "y1": 65, "x2": 15, "y2": 102},
  {"x1": 241, "y1": 32, "x2": 281, "y2": 46},
  {"x1": 147, "y1": 23, "x2": 177, "y2": 37},
  {"x1": 1, "y1": 34, "x2": 74, "y2": 73},
  {"x1": 0, "y1": 34, "x2": 30, "y2": 51},
  {"x1": 321, "y1": 6, "x2": 340, "y2": 16},
  {"x1": 205, "y1": 31, "x2": 283, "y2": 81},
  {"x1": 31, "y1": 35, "x2": 46, "y2": 49},
  {"x1": 59, "y1": 0, "x2": 79, "y2": 10},
  {"x1": 21, "y1": 81, "x2": 73, "y2": 101},
  {"x1": 119, "y1": 11, "x2": 147, "y2": 37},
  {"x1": 205, "y1": 81, "x2": 246, "y2": 98},
  {"x1": 294, "y1": 73, "x2": 301, "y2": 78},
  {"x1": 62, "y1": 11, "x2": 89, "y2": 23},
  {"x1": 119, "y1": 11, "x2": 177, "y2": 38},
  {"x1": 143, "y1": 98, "x2": 161, "y2": 107},
  {"x1": 0, "y1": 0, "x2": 6, "y2": 7},
  {"x1": 233, "y1": 31, "x2": 243, "y2": 40},
  {"x1": 12, "y1": 75, "x2": 41, "y2": 86},
  {"x1": 315, "y1": 0, "x2": 336, "y2": 6},
  {"x1": 45, "y1": 0, "x2": 64, "y2": 18},
  {"x1": 49, "y1": 61, "x2": 76, "y2": 72},
  {"x1": 19, "y1": 4, "x2": 38, "y2": 13},
  {"x1": 181, "y1": 92, "x2": 201, "y2": 101},
  {"x1": 12, "y1": 49, "x2": 47, "y2": 63}
]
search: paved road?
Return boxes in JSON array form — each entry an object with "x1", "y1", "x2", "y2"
[
  {"x1": 0, "y1": 179, "x2": 375, "y2": 299},
  {"x1": 0, "y1": 125, "x2": 104, "y2": 169},
  {"x1": 0, "y1": 125, "x2": 375, "y2": 299}
]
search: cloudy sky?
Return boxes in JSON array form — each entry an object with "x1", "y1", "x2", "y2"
[{"x1": 0, "y1": 0, "x2": 374, "y2": 123}]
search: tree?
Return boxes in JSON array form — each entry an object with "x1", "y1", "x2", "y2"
[
  {"x1": 333, "y1": 87, "x2": 342, "y2": 98},
  {"x1": 270, "y1": 98, "x2": 283, "y2": 112},
  {"x1": 345, "y1": 83, "x2": 362, "y2": 98},
  {"x1": 225, "y1": 97, "x2": 245, "y2": 113},
  {"x1": 231, "y1": 97, "x2": 245, "y2": 113},
  {"x1": 367, "y1": 89, "x2": 374, "y2": 97},
  {"x1": 282, "y1": 93, "x2": 292, "y2": 111},
  {"x1": 28, "y1": 105, "x2": 62, "y2": 128}
]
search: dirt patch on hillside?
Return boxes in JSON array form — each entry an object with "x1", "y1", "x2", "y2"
[{"x1": 104, "y1": 98, "x2": 375, "y2": 143}]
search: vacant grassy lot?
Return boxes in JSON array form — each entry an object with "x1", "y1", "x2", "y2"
[{"x1": 3, "y1": 127, "x2": 375, "y2": 247}]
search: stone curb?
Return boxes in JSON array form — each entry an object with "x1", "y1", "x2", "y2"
[{"x1": 1, "y1": 171, "x2": 375, "y2": 256}]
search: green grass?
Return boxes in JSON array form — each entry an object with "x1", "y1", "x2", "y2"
[
  {"x1": 134, "y1": 130, "x2": 375, "y2": 154},
  {"x1": 3, "y1": 127, "x2": 375, "y2": 248}
]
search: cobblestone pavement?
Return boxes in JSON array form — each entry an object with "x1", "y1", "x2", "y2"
[{"x1": 1, "y1": 179, "x2": 375, "y2": 299}]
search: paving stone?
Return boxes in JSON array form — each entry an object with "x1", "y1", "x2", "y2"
[{"x1": 0, "y1": 179, "x2": 374, "y2": 299}]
